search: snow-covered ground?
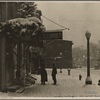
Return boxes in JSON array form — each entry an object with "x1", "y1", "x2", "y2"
[{"x1": 1, "y1": 68, "x2": 100, "y2": 99}]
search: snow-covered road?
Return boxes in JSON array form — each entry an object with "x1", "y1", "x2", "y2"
[{"x1": 1, "y1": 68, "x2": 100, "y2": 99}]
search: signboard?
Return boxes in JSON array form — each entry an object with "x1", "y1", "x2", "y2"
[{"x1": 42, "y1": 30, "x2": 62, "y2": 40}]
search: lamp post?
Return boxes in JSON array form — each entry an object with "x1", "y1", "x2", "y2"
[
  {"x1": 60, "y1": 52, "x2": 62, "y2": 73},
  {"x1": 85, "y1": 31, "x2": 92, "y2": 84}
]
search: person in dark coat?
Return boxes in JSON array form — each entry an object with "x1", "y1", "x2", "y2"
[
  {"x1": 40, "y1": 67, "x2": 48, "y2": 85},
  {"x1": 51, "y1": 64, "x2": 57, "y2": 85}
]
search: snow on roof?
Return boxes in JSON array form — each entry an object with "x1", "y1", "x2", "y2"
[
  {"x1": 27, "y1": 17, "x2": 41, "y2": 24},
  {"x1": 44, "y1": 29, "x2": 62, "y2": 33},
  {"x1": 8, "y1": 17, "x2": 41, "y2": 26}
]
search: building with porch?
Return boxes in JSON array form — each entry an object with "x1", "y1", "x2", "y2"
[
  {"x1": 0, "y1": 2, "x2": 73, "y2": 92},
  {"x1": 0, "y1": 2, "x2": 44, "y2": 92}
]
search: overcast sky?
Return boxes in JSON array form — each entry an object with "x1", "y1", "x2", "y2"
[{"x1": 35, "y1": 1, "x2": 100, "y2": 47}]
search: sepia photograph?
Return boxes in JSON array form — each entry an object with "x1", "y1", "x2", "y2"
[{"x1": 0, "y1": 1, "x2": 100, "y2": 99}]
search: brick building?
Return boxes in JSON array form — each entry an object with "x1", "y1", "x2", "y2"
[{"x1": 44, "y1": 39, "x2": 73, "y2": 68}]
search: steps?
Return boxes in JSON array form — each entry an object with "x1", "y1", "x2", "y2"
[
  {"x1": 7, "y1": 85, "x2": 20, "y2": 92},
  {"x1": 16, "y1": 87, "x2": 25, "y2": 93}
]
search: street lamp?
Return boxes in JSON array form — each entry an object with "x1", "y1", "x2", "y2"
[
  {"x1": 60, "y1": 52, "x2": 62, "y2": 56},
  {"x1": 60, "y1": 52, "x2": 62, "y2": 73},
  {"x1": 85, "y1": 31, "x2": 92, "y2": 84}
]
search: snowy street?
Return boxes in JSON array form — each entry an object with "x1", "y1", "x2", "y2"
[{"x1": 1, "y1": 68, "x2": 100, "y2": 99}]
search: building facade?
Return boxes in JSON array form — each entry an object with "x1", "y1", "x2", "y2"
[
  {"x1": 44, "y1": 39, "x2": 73, "y2": 68},
  {"x1": 0, "y1": 2, "x2": 19, "y2": 22},
  {"x1": 0, "y1": 2, "x2": 20, "y2": 91}
]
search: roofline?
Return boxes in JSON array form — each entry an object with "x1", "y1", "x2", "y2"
[
  {"x1": 52, "y1": 39, "x2": 73, "y2": 43},
  {"x1": 44, "y1": 29, "x2": 63, "y2": 33}
]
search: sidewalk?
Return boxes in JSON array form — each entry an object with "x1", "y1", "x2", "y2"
[{"x1": 1, "y1": 68, "x2": 100, "y2": 98}]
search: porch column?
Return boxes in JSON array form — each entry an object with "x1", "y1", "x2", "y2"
[
  {"x1": 16, "y1": 42, "x2": 22, "y2": 84},
  {"x1": 0, "y1": 34, "x2": 7, "y2": 92}
]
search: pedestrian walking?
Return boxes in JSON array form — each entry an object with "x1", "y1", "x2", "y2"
[
  {"x1": 51, "y1": 64, "x2": 57, "y2": 85},
  {"x1": 67, "y1": 69, "x2": 71, "y2": 75},
  {"x1": 98, "y1": 80, "x2": 100, "y2": 86},
  {"x1": 79, "y1": 74, "x2": 82, "y2": 81},
  {"x1": 37, "y1": 67, "x2": 41, "y2": 75},
  {"x1": 40, "y1": 67, "x2": 48, "y2": 85}
]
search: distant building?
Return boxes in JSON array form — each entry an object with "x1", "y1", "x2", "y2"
[{"x1": 43, "y1": 39, "x2": 73, "y2": 68}]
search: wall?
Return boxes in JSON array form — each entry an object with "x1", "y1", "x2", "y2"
[
  {"x1": 44, "y1": 40, "x2": 73, "y2": 68},
  {"x1": 0, "y1": 2, "x2": 19, "y2": 87}
]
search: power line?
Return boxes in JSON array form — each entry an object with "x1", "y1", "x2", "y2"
[{"x1": 42, "y1": 15, "x2": 69, "y2": 30}]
